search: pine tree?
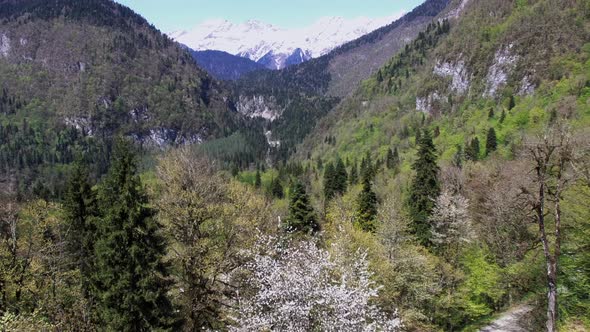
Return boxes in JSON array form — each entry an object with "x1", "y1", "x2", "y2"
[
  {"x1": 356, "y1": 178, "x2": 378, "y2": 232},
  {"x1": 465, "y1": 137, "x2": 480, "y2": 161},
  {"x1": 360, "y1": 151, "x2": 374, "y2": 182},
  {"x1": 254, "y1": 168, "x2": 261, "y2": 188},
  {"x1": 349, "y1": 161, "x2": 358, "y2": 185},
  {"x1": 231, "y1": 164, "x2": 239, "y2": 177},
  {"x1": 415, "y1": 128, "x2": 422, "y2": 143},
  {"x1": 508, "y1": 95, "x2": 516, "y2": 110},
  {"x1": 63, "y1": 159, "x2": 97, "y2": 298},
  {"x1": 323, "y1": 162, "x2": 336, "y2": 201},
  {"x1": 270, "y1": 177, "x2": 284, "y2": 199},
  {"x1": 488, "y1": 108, "x2": 495, "y2": 119},
  {"x1": 286, "y1": 181, "x2": 319, "y2": 234},
  {"x1": 387, "y1": 147, "x2": 400, "y2": 169},
  {"x1": 452, "y1": 145, "x2": 463, "y2": 168},
  {"x1": 408, "y1": 129, "x2": 440, "y2": 246},
  {"x1": 499, "y1": 109, "x2": 506, "y2": 123},
  {"x1": 93, "y1": 139, "x2": 176, "y2": 330},
  {"x1": 334, "y1": 157, "x2": 348, "y2": 195},
  {"x1": 486, "y1": 128, "x2": 498, "y2": 156},
  {"x1": 386, "y1": 149, "x2": 394, "y2": 169}
]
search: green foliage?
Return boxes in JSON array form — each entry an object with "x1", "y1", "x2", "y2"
[
  {"x1": 63, "y1": 160, "x2": 97, "y2": 298},
  {"x1": 200, "y1": 130, "x2": 268, "y2": 171},
  {"x1": 0, "y1": 116, "x2": 111, "y2": 199},
  {"x1": 356, "y1": 178, "x2": 378, "y2": 232},
  {"x1": 386, "y1": 147, "x2": 400, "y2": 170},
  {"x1": 349, "y1": 161, "x2": 359, "y2": 185},
  {"x1": 466, "y1": 137, "x2": 481, "y2": 162},
  {"x1": 455, "y1": 246, "x2": 505, "y2": 324},
  {"x1": 334, "y1": 157, "x2": 348, "y2": 194},
  {"x1": 270, "y1": 177, "x2": 285, "y2": 199},
  {"x1": 408, "y1": 129, "x2": 440, "y2": 245},
  {"x1": 485, "y1": 128, "x2": 498, "y2": 156},
  {"x1": 368, "y1": 19, "x2": 452, "y2": 95},
  {"x1": 560, "y1": 184, "x2": 590, "y2": 324},
  {"x1": 254, "y1": 168, "x2": 261, "y2": 188},
  {"x1": 508, "y1": 95, "x2": 516, "y2": 110},
  {"x1": 324, "y1": 158, "x2": 348, "y2": 201},
  {"x1": 286, "y1": 181, "x2": 319, "y2": 233},
  {"x1": 360, "y1": 151, "x2": 375, "y2": 182},
  {"x1": 323, "y1": 162, "x2": 336, "y2": 201},
  {"x1": 92, "y1": 139, "x2": 177, "y2": 330}
]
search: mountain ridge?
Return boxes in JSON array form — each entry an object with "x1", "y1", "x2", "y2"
[
  {"x1": 229, "y1": 0, "x2": 453, "y2": 161},
  {"x1": 170, "y1": 14, "x2": 404, "y2": 69},
  {"x1": 0, "y1": 0, "x2": 240, "y2": 196},
  {"x1": 190, "y1": 49, "x2": 267, "y2": 81}
]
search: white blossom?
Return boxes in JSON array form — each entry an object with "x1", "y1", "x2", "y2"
[
  {"x1": 230, "y1": 238, "x2": 401, "y2": 331},
  {"x1": 430, "y1": 191, "x2": 473, "y2": 247}
]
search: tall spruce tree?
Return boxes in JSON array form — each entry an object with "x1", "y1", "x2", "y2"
[
  {"x1": 93, "y1": 139, "x2": 176, "y2": 331},
  {"x1": 63, "y1": 159, "x2": 97, "y2": 298},
  {"x1": 323, "y1": 162, "x2": 336, "y2": 201},
  {"x1": 334, "y1": 157, "x2": 348, "y2": 195},
  {"x1": 386, "y1": 147, "x2": 400, "y2": 169},
  {"x1": 452, "y1": 145, "x2": 464, "y2": 168},
  {"x1": 465, "y1": 137, "x2": 480, "y2": 161},
  {"x1": 287, "y1": 180, "x2": 319, "y2": 234},
  {"x1": 254, "y1": 168, "x2": 262, "y2": 188},
  {"x1": 270, "y1": 177, "x2": 284, "y2": 199},
  {"x1": 408, "y1": 129, "x2": 440, "y2": 246},
  {"x1": 386, "y1": 149, "x2": 394, "y2": 169},
  {"x1": 360, "y1": 151, "x2": 374, "y2": 182},
  {"x1": 356, "y1": 177, "x2": 378, "y2": 232},
  {"x1": 508, "y1": 95, "x2": 516, "y2": 110},
  {"x1": 349, "y1": 161, "x2": 358, "y2": 185},
  {"x1": 486, "y1": 127, "x2": 498, "y2": 156}
]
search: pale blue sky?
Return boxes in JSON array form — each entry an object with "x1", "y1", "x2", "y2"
[{"x1": 115, "y1": 0, "x2": 425, "y2": 32}]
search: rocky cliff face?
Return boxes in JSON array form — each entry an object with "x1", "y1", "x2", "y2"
[{"x1": 236, "y1": 95, "x2": 282, "y2": 121}]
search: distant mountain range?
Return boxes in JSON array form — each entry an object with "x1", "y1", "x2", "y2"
[{"x1": 169, "y1": 14, "x2": 404, "y2": 70}]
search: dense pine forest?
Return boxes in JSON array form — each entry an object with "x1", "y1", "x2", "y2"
[{"x1": 1, "y1": 0, "x2": 590, "y2": 331}]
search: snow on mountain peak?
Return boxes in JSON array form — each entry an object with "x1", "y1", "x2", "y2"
[{"x1": 170, "y1": 12, "x2": 405, "y2": 69}]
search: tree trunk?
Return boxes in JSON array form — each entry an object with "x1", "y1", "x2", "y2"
[{"x1": 546, "y1": 261, "x2": 557, "y2": 332}]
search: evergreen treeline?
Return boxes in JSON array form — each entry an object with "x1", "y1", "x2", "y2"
[
  {"x1": 374, "y1": 19, "x2": 451, "y2": 94},
  {"x1": 0, "y1": 120, "x2": 112, "y2": 199}
]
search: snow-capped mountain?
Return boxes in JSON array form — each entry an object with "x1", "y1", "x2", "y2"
[{"x1": 169, "y1": 13, "x2": 404, "y2": 70}]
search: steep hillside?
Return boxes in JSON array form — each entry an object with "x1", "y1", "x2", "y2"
[
  {"x1": 0, "y1": 0, "x2": 237, "y2": 196},
  {"x1": 230, "y1": 0, "x2": 454, "y2": 161},
  {"x1": 235, "y1": 0, "x2": 452, "y2": 99},
  {"x1": 300, "y1": 0, "x2": 590, "y2": 162},
  {"x1": 190, "y1": 49, "x2": 267, "y2": 81},
  {"x1": 281, "y1": 0, "x2": 590, "y2": 329}
]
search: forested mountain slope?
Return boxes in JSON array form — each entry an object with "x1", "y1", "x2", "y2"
[
  {"x1": 281, "y1": 0, "x2": 590, "y2": 329},
  {"x1": 229, "y1": 0, "x2": 456, "y2": 161},
  {"x1": 0, "y1": 0, "x2": 237, "y2": 196},
  {"x1": 1, "y1": 0, "x2": 590, "y2": 331},
  {"x1": 190, "y1": 49, "x2": 267, "y2": 81},
  {"x1": 300, "y1": 0, "x2": 589, "y2": 162}
]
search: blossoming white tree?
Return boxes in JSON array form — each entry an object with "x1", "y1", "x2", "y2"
[
  {"x1": 231, "y1": 239, "x2": 401, "y2": 331},
  {"x1": 429, "y1": 190, "x2": 473, "y2": 260}
]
